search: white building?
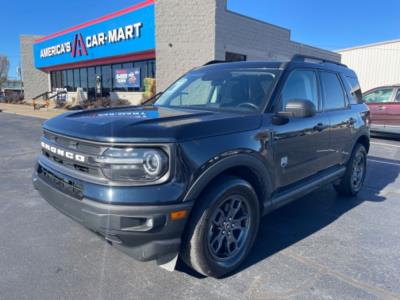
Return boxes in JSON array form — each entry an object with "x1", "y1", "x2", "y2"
[{"x1": 337, "y1": 39, "x2": 400, "y2": 92}]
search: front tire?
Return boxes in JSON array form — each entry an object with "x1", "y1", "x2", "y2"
[
  {"x1": 335, "y1": 144, "x2": 367, "y2": 196},
  {"x1": 181, "y1": 176, "x2": 260, "y2": 278}
]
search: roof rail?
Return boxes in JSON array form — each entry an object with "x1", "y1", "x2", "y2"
[
  {"x1": 203, "y1": 60, "x2": 227, "y2": 66},
  {"x1": 291, "y1": 54, "x2": 347, "y2": 67}
]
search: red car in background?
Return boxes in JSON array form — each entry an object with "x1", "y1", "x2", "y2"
[{"x1": 363, "y1": 85, "x2": 400, "y2": 137}]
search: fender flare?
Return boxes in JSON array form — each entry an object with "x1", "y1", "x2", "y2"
[{"x1": 183, "y1": 153, "x2": 273, "y2": 209}]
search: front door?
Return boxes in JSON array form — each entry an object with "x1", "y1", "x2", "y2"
[{"x1": 272, "y1": 69, "x2": 330, "y2": 188}]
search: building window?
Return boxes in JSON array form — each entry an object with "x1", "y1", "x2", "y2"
[
  {"x1": 73, "y1": 69, "x2": 80, "y2": 90},
  {"x1": 102, "y1": 65, "x2": 112, "y2": 95},
  {"x1": 62, "y1": 70, "x2": 67, "y2": 90},
  {"x1": 226, "y1": 52, "x2": 247, "y2": 62},
  {"x1": 134, "y1": 61, "x2": 147, "y2": 92},
  {"x1": 80, "y1": 68, "x2": 88, "y2": 91},
  {"x1": 112, "y1": 64, "x2": 124, "y2": 92},
  {"x1": 148, "y1": 60, "x2": 156, "y2": 78},
  {"x1": 49, "y1": 59, "x2": 156, "y2": 96},
  {"x1": 50, "y1": 72, "x2": 56, "y2": 91},
  {"x1": 87, "y1": 67, "x2": 96, "y2": 97},
  {"x1": 123, "y1": 62, "x2": 133, "y2": 69},
  {"x1": 66, "y1": 70, "x2": 74, "y2": 91},
  {"x1": 56, "y1": 71, "x2": 63, "y2": 89}
]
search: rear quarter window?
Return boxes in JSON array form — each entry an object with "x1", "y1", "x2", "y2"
[{"x1": 344, "y1": 76, "x2": 363, "y2": 104}]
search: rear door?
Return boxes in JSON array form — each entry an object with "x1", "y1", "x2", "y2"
[
  {"x1": 363, "y1": 88, "x2": 395, "y2": 127},
  {"x1": 385, "y1": 88, "x2": 400, "y2": 131},
  {"x1": 320, "y1": 71, "x2": 354, "y2": 166}
]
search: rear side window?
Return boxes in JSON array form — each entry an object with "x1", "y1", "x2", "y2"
[
  {"x1": 344, "y1": 76, "x2": 362, "y2": 104},
  {"x1": 363, "y1": 88, "x2": 393, "y2": 103},
  {"x1": 320, "y1": 72, "x2": 346, "y2": 110},
  {"x1": 395, "y1": 89, "x2": 400, "y2": 102},
  {"x1": 280, "y1": 70, "x2": 319, "y2": 111}
]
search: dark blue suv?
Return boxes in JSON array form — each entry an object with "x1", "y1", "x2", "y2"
[{"x1": 33, "y1": 55, "x2": 370, "y2": 278}]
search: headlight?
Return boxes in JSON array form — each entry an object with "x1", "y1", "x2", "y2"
[{"x1": 96, "y1": 148, "x2": 169, "y2": 183}]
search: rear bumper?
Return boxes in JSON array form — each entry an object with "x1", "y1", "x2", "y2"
[{"x1": 32, "y1": 171, "x2": 193, "y2": 264}]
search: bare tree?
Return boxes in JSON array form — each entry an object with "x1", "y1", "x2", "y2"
[{"x1": 0, "y1": 55, "x2": 10, "y2": 87}]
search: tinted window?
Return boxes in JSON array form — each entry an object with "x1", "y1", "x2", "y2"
[
  {"x1": 344, "y1": 76, "x2": 362, "y2": 104},
  {"x1": 320, "y1": 72, "x2": 346, "y2": 110},
  {"x1": 280, "y1": 70, "x2": 319, "y2": 111},
  {"x1": 396, "y1": 89, "x2": 400, "y2": 102},
  {"x1": 363, "y1": 88, "x2": 393, "y2": 103}
]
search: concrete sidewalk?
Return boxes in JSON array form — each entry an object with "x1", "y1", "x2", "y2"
[{"x1": 0, "y1": 103, "x2": 66, "y2": 119}]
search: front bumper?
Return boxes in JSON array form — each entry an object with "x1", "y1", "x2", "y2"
[{"x1": 32, "y1": 171, "x2": 193, "y2": 265}]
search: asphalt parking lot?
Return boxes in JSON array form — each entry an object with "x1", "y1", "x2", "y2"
[{"x1": 0, "y1": 113, "x2": 399, "y2": 300}]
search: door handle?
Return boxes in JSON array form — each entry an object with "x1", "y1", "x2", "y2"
[
  {"x1": 378, "y1": 106, "x2": 386, "y2": 111},
  {"x1": 313, "y1": 123, "x2": 327, "y2": 132},
  {"x1": 347, "y1": 118, "x2": 356, "y2": 126}
]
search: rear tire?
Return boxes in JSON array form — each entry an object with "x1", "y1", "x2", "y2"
[
  {"x1": 334, "y1": 144, "x2": 367, "y2": 196},
  {"x1": 181, "y1": 176, "x2": 260, "y2": 278}
]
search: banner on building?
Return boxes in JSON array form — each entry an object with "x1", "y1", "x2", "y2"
[{"x1": 114, "y1": 68, "x2": 141, "y2": 88}]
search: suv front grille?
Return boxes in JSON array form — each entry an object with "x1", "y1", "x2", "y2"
[{"x1": 41, "y1": 131, "x2": 105, "y2": 178}]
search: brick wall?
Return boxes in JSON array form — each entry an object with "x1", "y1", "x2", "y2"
[
  {"x1": 155, "y1": 0, "x2": 218, "y2": 91},
  {"x1": 20, "y1": 35, "x2": 49, "y2": 101},
  {"x1": 155, "y1": 0, "x2": 340, "y2": 91}
]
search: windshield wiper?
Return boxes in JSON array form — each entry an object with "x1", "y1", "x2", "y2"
[{"x1": 143, "y1": 92, "x2": 163, "y2": 106}]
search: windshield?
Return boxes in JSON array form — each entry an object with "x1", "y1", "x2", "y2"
[{"x1": 155, "y1": 68, "x2": 280, "y2": 112}]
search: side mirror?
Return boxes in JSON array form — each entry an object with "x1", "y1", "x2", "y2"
[
  {"x1": 283, "y1": 99, "x2": 316, "y2": 118},
  {"x1": 272, "y1": 99, "x2": 316, "y2": 125}
]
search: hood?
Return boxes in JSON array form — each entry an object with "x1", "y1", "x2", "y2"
[{"x1": 43, "y1": 106, "x2": 262, "y2": 143}]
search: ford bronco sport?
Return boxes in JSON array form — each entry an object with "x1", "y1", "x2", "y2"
[{"x1": 33, "y1": 55, "x2": 370, "y2": 278}]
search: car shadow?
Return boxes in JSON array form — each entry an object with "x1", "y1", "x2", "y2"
[{"x1": 176, "y1": 155, "x2": 399, "y2": 278}]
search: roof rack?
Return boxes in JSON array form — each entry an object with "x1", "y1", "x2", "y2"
[
  {"x1": 291, "y1": 54, "x2": 347, "y2": 67},
  {"x1": 203, "y1": 60, "x2": 227, "y2": 66}
]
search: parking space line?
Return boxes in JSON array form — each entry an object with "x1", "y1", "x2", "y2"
[
  {"x1": 368, "y1": 159, "x2": 400, "y2": 167},
  {"x1": 371, "y1": 142, "x2": 400, "y2": 149}
]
